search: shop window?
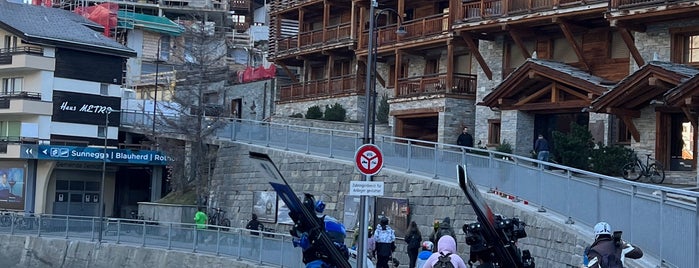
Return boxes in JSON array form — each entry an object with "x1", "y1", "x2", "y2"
[
  {"x1": 671, "y1": 27, "x2": 699, "y2": 67},
  {"x1": 69, "y1": 181, "x2": 84, "y2": 191},
  {"x1": 56, "y1": 180, "x2": 70, "y2": 191},
  {"x1": 85, "y1": 181, "x2": 100, "y2": 191},
  {"x1": 488, "y1": 119, "x2": 501, "y2": 146},
  {"x1": 98, "y1": 126, "x2": 107, "y2": 138},
  {"x1": 100, "y1": 83, "x2": 108, "y2": 95}
]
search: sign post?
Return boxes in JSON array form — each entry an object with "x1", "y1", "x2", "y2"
[{"x1": 354, "y1": 143, "x2": 383, "y2": 268}]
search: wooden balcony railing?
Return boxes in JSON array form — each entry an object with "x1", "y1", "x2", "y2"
[
  {"x1": 359, "y1": 24, "x2": 401, "y2": 49},
  {"x1": 610, "y1": 0, "x2": 683, "y2": 9},
  {"x1": 271, "y1": 0, "x2": 322, "y2": 13},
  {"x1": 396, "y1": 73, "x2": 477, "y2": 97},
  {"x1": 273, "y1": 23, "x2": 351, "y2": 57},
  {"x1": 325, "y1": 23, "x2": 351, "y2": 42},
  {"x1": 278, "y1": 74, "x2": 364, "y2": 102},
  {"x1": 402, "y1": 14, "x2": 449, "y2": 41},
  {"x1": 459, "y1": 0, "x2": 605, "y2": 21}
]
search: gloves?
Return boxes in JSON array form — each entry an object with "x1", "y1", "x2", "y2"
[{"x1": 292, "y1": 233, "x2": 311, "y2": 250}]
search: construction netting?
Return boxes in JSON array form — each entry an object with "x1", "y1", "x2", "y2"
[
  {"x1": 238, "y1": 64, "x2": 276, "y2": 83},
  {"x1": 74, "y1": 3, "x2": 118, "y2": 37}
]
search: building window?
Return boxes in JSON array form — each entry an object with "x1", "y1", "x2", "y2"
[
  {"x1": 98, "y1": 126, "x2": 107, "y2": 138},
  {"x1": 0, "y1": 121, "x2": 21, "y2": 140},
  {"x1": 100, "y1": 83, "x2": 108, "y2": 95},
  {"x1": 388, "y1": 64, "x2": 395, "y2": 88},
  {"x1": 488, "y1": 119, "x2": 501, "y2": 146},
  {"x1": 158, "y1": 35, "x2": 170, "y2": 61},
  {"x1": 671, "y1": 27, "x2": 699, "y2": 66},
  {"x1": 3, "y1": 35, "x2": 17, "y2": 50},
  {"x1": 616, "y1": 117, "x2": 631, "y2": 144},
  {"x1": 1, "y1": 77, "x2": 22, "y2": 95}
]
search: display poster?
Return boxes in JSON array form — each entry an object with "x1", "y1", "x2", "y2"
[
  {"x1": 374, "y1": 197, "x2": 410, "y2": 238},
  {"x1": 343, "y1": 195, "x2": 375, "y2": 231},
  {"x1": 252, "y1": 191, "x2": 277, "y2": 223},
  {"x1": 0, "y1": 167, "x2": 25, "y2": 210}
]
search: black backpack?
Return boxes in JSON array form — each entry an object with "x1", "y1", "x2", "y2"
[
  {"x1": 434, "y1": 252, "x2": 454, "y2": 268},
  {"x1": 589, "y1": 246, "x2": 622, "y2": 268}
]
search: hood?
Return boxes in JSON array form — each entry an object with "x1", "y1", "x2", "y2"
[
  {"x1": 437, "y1": 235, "x2": 457, "y2": 253},
  {"x1": 440, "y1": 217, "x2": 452, "y2": 229}
]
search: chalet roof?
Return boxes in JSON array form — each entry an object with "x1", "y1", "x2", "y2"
[
  {"x1": 479, "y1": 58, "x2": 612, "y2": 112},
  {"x1": 591, "y1": 61, "x2": 699, "y2": 112},
  {"x1": 664, "y1": 71, "x2": 699, "y2": 107},
  {"x1": 0, "y1": 0, "x2": 135, "y2": 57}
]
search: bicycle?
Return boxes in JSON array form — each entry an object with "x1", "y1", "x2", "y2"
[
  {"x1": 208, "y1": 207, "x2": 231, "y2": 231},
  {"x1": 622, "y1": 153, "x2": 665, "y2": 184}
]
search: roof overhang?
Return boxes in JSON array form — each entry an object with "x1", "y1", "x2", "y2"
[{"x1": 479, "y1": 59, "x2": 611, "y2": 113}]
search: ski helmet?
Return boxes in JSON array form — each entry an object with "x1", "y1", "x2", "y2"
[{"x1": 593, "y1": 222, "x2": 612, "y2": 237}]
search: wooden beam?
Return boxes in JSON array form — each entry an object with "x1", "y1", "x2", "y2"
[
  {"x1": 515, "y1": 85, "x2": 552, "y2": 106},
  {"x1": 681, "y1": 106, "x2": 698, "y2": 128},
  {"x1": 395, "y1": 50, "x2": 401, "y2": 97},
  {"x1": 376, "y1": 64, "x2": 386, "y2": 88},
  {"x1": 551, "y1": 83, "x2": 558, "y2": 102},
  {"x1": 557, "y1": 20, "x2": 589, "y2": 71},
  {"x1": 618, "y1": 27, "x2": 645, "y2": 67},
  {"x1": 509, "y1": 30, "x2": 531, "y2": 59},
  {"x1": 446, "y1": 40, "x2": 454, "y2": 91},
  {"x1": 620, "y1": 115, "x2": 641, "y2": 142},
  {"x1": 514, "y1": 100, "x2": 589, "y2": 110},
  {"x1": 605, "y1": 107, "x2": 641, "y2": 118},
  {"x1": 558, "y1": 84, "x2": 590, "y2": 100},
  {"x1": 648, "y1": 76, "x2": 674, "y2": 89},
  {"x1": 278, "y1": 62, "x2": 298, "y2": 83},
  {"x1": 461, "y1": 33, "x2": 493, "y2": 80}
]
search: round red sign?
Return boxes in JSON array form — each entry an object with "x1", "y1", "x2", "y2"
[{"x1": 355, "y1": 144, "x2": 384, "y2": 175}]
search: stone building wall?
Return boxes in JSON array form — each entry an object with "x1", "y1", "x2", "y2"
[
  {"x1": 223, "y1": 79, "x2": 275, "y2": 121},
  {"x1": 501, "y1": 110, "x2": 535, "y2": 156},
  {"x1": 474, "y1": 36, "x2": 506, "y2": 149},
  {"x1": 274, "y1": 95, "x2": 362, "y2": 121}
]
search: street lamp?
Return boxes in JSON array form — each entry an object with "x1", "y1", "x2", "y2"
[
  {"x1": 98, "y1": 107, "x2": 117, "y2": 242},
  {"x1": 357, "y1": 2, "x2": 406, "y2": 268}
]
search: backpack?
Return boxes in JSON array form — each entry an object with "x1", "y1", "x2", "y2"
[
  {"x1": 433, "y1": 252, "x2": 454, "y2": 268},
  {"x1": 589, "y1": 246, "x2": 623, "y2": 268}
]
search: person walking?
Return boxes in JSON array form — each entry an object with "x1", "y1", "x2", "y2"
[
  {"x1": 415, "y1": 241, "x2": 433, "y2": 268},
  {"x1": 423, "y1": 235, "x2": 467, "y2": 268},
  {"x1": 457, "y1": 127, "x2": 474, "y2": 148},
  {"x1": 534, "y1": 134, "x2": 550, "y2": 162},
  {"x1": 404, "y1": 221, "x2": 422, "y2": 268},
  {"x1": 374, "y1": 217, "x2": 396, "y2": 268},
  {"x1": 586, "y1": 222, "x2": 643, "y2": 268},
  {"x1": 429, "y1": 217, "x2": 456, "y2": 252},
  {"x1": 246, "y1": 213, "x2": 264, "y2": 236},
  {"x1": 194, "y1": 207, "x2": 208, "y2": 229}
]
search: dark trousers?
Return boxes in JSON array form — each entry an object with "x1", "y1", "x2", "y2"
[
  {"x1": 408, "y1": 247, "x2": 419, "y2": 268},
  {"x1": 376, "y1": 255, "x2": 390, "y2": 268}
]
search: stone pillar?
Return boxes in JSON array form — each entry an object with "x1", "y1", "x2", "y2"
[
  {"x1": 588, "y1": 112, "x2": 610, "y2": 146},
  {"x1": 501, "y1": 110, "x2": 534, "y2": 156},
  {"x1": 150, "y1": 166, "x2": 163, "y2": 202},
  {"x1": 474, "y1": 36, "x2": 505, "y2": 146},
  {"x1": 442, "y1": 98, "x2": 475, "y2": 146}
]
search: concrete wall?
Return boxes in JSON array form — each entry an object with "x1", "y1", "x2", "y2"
[
  {"x1": 207, "y1": 141, "x2": 651, "y2": 267},
  {"x1": 0, "y1": 235, "x2": 269, "y2": 268}
]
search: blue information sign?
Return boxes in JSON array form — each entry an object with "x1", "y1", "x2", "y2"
[{"x1": 27, "y1": 145, "x2": 167, "y2": 165}]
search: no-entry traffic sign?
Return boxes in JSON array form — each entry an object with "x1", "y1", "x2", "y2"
[{"x1": 355, "y1": 144, "x2": 384, "y2": 175}]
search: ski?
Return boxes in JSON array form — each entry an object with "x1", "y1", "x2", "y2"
[
  {"x1": 457, "y1": 164, "x2": 522, "y2": 268},
  {"x1": 249, "y1": 151, "x2": 351, "y2": 268}
]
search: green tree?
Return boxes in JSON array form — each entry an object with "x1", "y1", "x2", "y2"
[
  {"x1": 376, "y1": 94, "x2": 389, "y2": 124},
  {"x1": 552, "y1": 123, "x2": 594, "y2": 170}
]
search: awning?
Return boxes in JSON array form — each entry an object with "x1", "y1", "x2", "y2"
[{"x1": 117, "y1": 11, "x2": 185, "y2": 36}]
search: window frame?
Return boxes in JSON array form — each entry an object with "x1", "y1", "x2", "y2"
[
  {"x1": 2, "y1": 77, "x2": 22, "y2": 95},
  {"x1": 487, "y1": 119, "x2": 501, "y2": 146},
  {"x1": 670, "y1": 26, "x2": 699, "y2": 67}
]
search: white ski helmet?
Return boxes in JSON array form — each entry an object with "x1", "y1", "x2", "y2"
[{"x1": 593, "y1": 222, "x2": 612, "y2": 237}]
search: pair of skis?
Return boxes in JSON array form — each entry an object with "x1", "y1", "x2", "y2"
[{"x1": 249, "y1": 152, "x2": 524, "y2": 268}]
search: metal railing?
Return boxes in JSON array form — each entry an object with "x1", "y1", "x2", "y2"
[
  {"x1": 0, "y1": 211, "x2": 302, "y2": 266},
  {"x1": 121, "y1": 111, "x2": 699, "y2": 267}
]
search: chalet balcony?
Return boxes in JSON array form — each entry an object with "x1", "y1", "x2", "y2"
[
  {"x1": 610, "y1": 0, "x2": 693, "y2": 10},
  {"x1": 0, "y1": 46, "x2": 54, "y2": 72},
  {"x1": 270, "y1": 0, "x2": 322, "y2": 14},
  {"x1": 0, "y1": 92, "x2": 52, "y2": 115},
  {"x1": 273, "y1": 23, "x2": 351, "y2": 58},
  {"x1": 358, "y1": 14, "x2": 450, "y2": 51},
  {"x1": 396, "y1": 73, "x2": 477, "y2": 98},
  {"x1": 278, "y1": 74, "x2": 364, "y2": 102},
  {"x1": 458, "y1": 0, "x2": 606, "y2": 21}
]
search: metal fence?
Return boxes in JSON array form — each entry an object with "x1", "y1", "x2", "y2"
[
  {"x1": 122, "y1": 111, "x2": 698, "y2": 267},
  {"x1": 0, "y1": 212, "x2": 302, "y2": 267}
]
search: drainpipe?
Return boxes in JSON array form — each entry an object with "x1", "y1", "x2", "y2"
[{"x1": 263, "y1": 82, "x2": 267, "y2": 119}]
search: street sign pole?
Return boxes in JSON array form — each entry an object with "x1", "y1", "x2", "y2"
[{"x1": 355, "y1": 143, "x2": 383, "y2": 268}]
